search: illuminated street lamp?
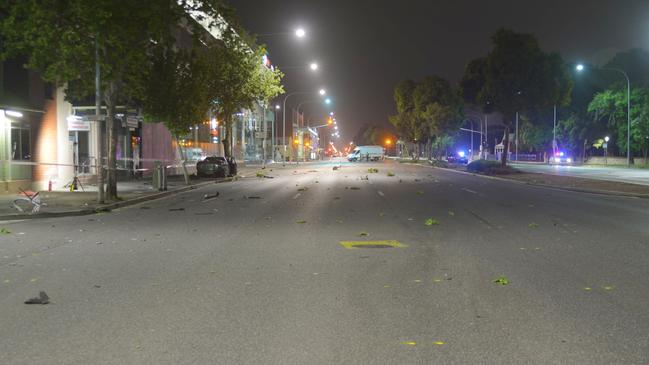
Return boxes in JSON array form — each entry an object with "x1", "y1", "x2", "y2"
[
  {"x1": 275, "y1": 105, "x2": 280, "y2": 110},
  {"x1": 577, "y1": 63, "x2": 631, "y2": 166},
  {"x1": 310, "y1": 62, "x2": 319, "y2": 71},
  {"x1": 295, "y1": 28, "x2": 306, "y2": 38},
  {"x1": 319, "y1": 89, "x2": 326, "y2": 96},
  {"x1": 325, "y1": 98, "x2": 331, "y2": 105}
]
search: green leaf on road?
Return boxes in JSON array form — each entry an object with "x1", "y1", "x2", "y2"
[
  {"x1": 387, "y1": 171, "x2": 395, "y2": 177},
  {"x1": 358, "y1": 231, "x2": 369, "y2": 237},
  {"x1": 298, "y1": 187, "x2": 308, "y2": 192},
  {"x1": 368, "y1": 168, "x2": 379, "y2": 173},
  {"x1": 256, "y1": 171, "x2": 266, "y2": 178},
  {"x1": 528, "y1": 223, "x2": 539, "y2": 228},
  {"x1": 0, "y1": 228, "x2": 11, "y2": 234},
  {"x1": 493, "y1": 276, "x2": 510, "y2": 285},
  {"x1": 416, "y1": 190, "x2": 424, "y2": 195},
  {"x1": 424, "y1": 218, "x2": 438, "y2": 226},
  {"x1": 296, "y1": 220, "x2": 307, "y2": 224}
]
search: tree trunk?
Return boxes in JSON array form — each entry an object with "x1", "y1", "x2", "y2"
[
  {"x1": 222, "y1": 114, "x2": 233, "y2": 158},
  {"x1": 175, "y1": 136, "x2": 191, "y2": 185},
  {"x1": 105, "y1": 97, "x2": 118, "y2": 201},
  {"x1": 501, "y1": 125, "x2": 510, "y2": 167}
]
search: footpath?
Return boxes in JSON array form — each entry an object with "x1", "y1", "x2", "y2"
[{"x1": 0, "y1": 165, "x2": 264, "y2": 221}]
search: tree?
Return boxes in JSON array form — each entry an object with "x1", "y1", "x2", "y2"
[
  {"x1": 207, "y1": 30, "x2": 283, "y2": 158},
  {"x1": 464, "y1": 28, "x2": 573, "y2": 166},
  {"x1": 0, "y1": 0, "x2": 230, "y2": 201},
  {"x1": 141, "y1": 46, "x2": 212, "y2": 184},
  {"x1": 390, "y1": 76, "x2": 463, "y2": 159},
  {"x1": 588, "y1": 87, "x2": 649, "y2": 160}
]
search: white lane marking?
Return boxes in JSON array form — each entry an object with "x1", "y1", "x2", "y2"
[
  {"x1": 293, "y1": 193, "x2": 301, "y2": 200},
  {"x1": 461, "y1": 188, "x2": 478, "y2": 194},
  {"x1": 377, "y1": 190, "x2": 385, "y2": 197}
]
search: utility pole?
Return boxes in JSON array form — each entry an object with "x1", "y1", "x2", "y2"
[
  {"x1": 95, "y1": 38, "x2": 104, "y2": 204},
  {"x1": 515, "y1": 112, "x2": 519, "y2": 162}
]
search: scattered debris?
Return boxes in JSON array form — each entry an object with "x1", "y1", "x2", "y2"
[
  {"x1": 448, "y1": 211, "x2": 455, "y2": 216},
  {"x1": 24, "y1": 291, "x2": 49, "y2": 305},
  {"x1": 203, "y1": 192, "x2": 220, "y2": 200},
  {"x1": 425, "y1": 218, "x2": 439, "y2": 226},
  {"x1": 169, "y1": 208, "x2": 185, "y2": 211},
  {"x1": 399, "y1": 179, "x2": 403, "y2": 183},
  {"x1": 333, "y1": 196, "x2": 341, "y2": 200},
  {"x1": 256, "y1": 172, "x2": 267, "y2": 178},
  {"x1": 296, "y1": 220, "x2": 307, "y2": 224},
  {"x1": 387, "y1": 171, "x2": 395, "y2": 177},
  {"x1": 414, "y1": 178, "x2": 421, "y2": 182},
  {"x1": 358, "y1": 231, "x2": 369, "y2": 237},
  {"x1": 333, "y1": 166, "x2": 339, "y2": 171},
  {"x1": 528, "y1": 223, "x2": 539, "y2": 228},
  {"x1": 244, "y1": 196, "x2": 262, "y2": 199},
  {"x1": 379, "y1": 212, "x2": 386, "y2": 217},
  {"x1": 0, "y1": 228, "x2": 11, "y2": 234},
  {"x1": 493, "y1": 276, "x2": 510, "y2": 285},
  {"x1": 368, "y1": 168, "x2": 379, "y2": 173},
  {"x1": 360, "y1": 175, "x2": 369, "y2": 180},
  {"x1": 350, "y1": 187, "x2": 361, "y2": 190},
  {"x1": 298, "y1": 187, "x2": 308, "y2": 192},
  {"x1": 416, "y1": 190, "x2": 424, "y2": 195},
  {"x1": 335, "y1": 219, "x2": 343, "y2": 224}
]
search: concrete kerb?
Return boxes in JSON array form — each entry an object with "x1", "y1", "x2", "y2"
[
  {"x1": 411, "y1": 162, "x2": 649, "y2": 199},
  {"x1": 0, "y1": 176, "x2": 240, "y2": 221}
]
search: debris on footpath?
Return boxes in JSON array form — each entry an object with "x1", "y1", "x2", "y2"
[{"x1": 24, "y1": 291, "x2": 49, "y2": 305}]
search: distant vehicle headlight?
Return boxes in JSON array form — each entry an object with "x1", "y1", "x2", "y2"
[{"x1": 566, "y1": 158, "x2": 572, "y2": 163}]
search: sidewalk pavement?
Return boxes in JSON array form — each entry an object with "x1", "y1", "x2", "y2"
[{"x1": 0, "y1": 165, "x2": 263, "y2": 220}]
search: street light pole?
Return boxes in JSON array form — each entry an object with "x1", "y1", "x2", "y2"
[{"x1": 282, "y1": 90, "x2": 325, "y2": 165}]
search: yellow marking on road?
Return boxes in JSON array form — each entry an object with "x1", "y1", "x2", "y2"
[
  {"x1": 30, "y1": 278, "x2": 38, "y2": 282},
  {"x1": 401, "y1": 341, "x2": 417, "y2": 346},
  {"x1": 414, "y1": 279, "x2": 422, "y2": 283},
  {"x1": 433, "y1": 279, "x2": 442, "y2": 283},
  {"x1": 433, "y1": 341, "x2": 445, "y2": 346},
  {"x1": 603, "y1": 286, "x2": 614, "y2": 291},
  {"x1": 584, "y1": 287, "x2": 592, "y2": 291},
  {"x1": 339, "y1": 240, "x2": 407, "y2": 249}
]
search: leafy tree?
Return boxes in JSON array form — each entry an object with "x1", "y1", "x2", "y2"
[
  {"x1": 0, "y1": 0, "x2": 229, "y2": 200},
  {"x1": 141, "y1": 46, "x2": 212, "y2": 184},
  {"x1": 588, "y1": 87, "x2": 649, "y2": 161},
  {"x1": 208, "y1": 31, "x2": 283, "y2": 157},
  {"x1": 464, "y1": 28, "x2": 573, "y2": 166}
]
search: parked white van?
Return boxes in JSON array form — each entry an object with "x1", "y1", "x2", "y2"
[{"x1": 347, "y1": 146, "x2": 385, "y2": 162}]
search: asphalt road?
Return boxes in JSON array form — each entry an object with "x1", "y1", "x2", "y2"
[
  {"x1": 1, "y1": 159, "x2": 648, "y2": 364},
  {"x1": 512, "y1": 162, "x2": 649, "y2": 186}
]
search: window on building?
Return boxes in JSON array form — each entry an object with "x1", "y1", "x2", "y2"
[{"x1": 11, "y1": 124, "x2": 31, "y2": 161}]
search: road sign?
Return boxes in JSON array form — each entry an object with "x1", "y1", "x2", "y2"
[{"x1": 81, "y1": 115, "x2": 106, "y2": 122}]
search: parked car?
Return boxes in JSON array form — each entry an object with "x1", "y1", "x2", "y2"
[{"x1": 196, "y1": 156, "x2": 230, "y2": 178}]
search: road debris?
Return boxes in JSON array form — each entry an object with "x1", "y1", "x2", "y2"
[
  {"x1": 368, "y1": 168, "x2": 379, "y2": 173},
  {"x1": 358, "y1": 231, "x2": 369, "y2": 237},
  {"x1": 296, "y1": 220, "x2": 307, "y2": 224},
  {"x1": 493, "y1": 276, "x2": 510, "y2": 285},
  {"x1": 350, "y1": 186, "x2": 361, "y2": 190},
  {"x1": 528, "y1": 223, "x2": 539, "y2": 228},
  {"x1": 24, "y1": 291, "x2": 49, "y2": 305},
  {"x1": 387, "y1": 171, "x2": 395, "y2": 177},
  {"x1": 425, "y1": 218, "x2": 438, "y2": 226},
  {"x1": 203, "y1": 192, "x2": 220, "y2": 200},
  {"x1": 169, "y1": 208, "x2": 185, "y2": 211},
  {"x1": 0, "y1": 228, "x2": 11, "y2": 234}
]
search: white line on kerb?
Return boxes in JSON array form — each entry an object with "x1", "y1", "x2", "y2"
[{"x1": 461, "y1": 188, "x2": 478, "y2": 194}]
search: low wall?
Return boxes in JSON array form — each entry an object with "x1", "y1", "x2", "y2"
[{"x1": 585, "y1": 156, "x2": 649, "y2": 166}]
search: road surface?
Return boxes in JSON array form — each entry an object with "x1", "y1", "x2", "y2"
[
  {"x1": 512, "y1": 162, "x2": 649, "y2": 186},
  {"x1": 1, "y1": 160, "x2": 648, "y2": 364}
]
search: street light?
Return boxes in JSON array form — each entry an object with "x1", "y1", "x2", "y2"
[
  {"x1": 295, "y1": 28, "x2": 306, "y2": 38},
  {"x1": 319, "y1": 89, "x2": 326, "y2": 96},
  {"x1": 325, "y1": 98, "x2": 331, "y2": 105},
  {"x1": 309, "y1": 62, "x2": 318, "y2": 71},
  {"x1": 281, "y1": 88, "x2": 328, "y2": 165},
  {"x1": 604, "y1": 136, "x2": 610, "y2": 164},
  {"x1": 577, "y1": 63, "x2": 631, "y2": 166}
]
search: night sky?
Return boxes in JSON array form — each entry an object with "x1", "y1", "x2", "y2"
[{"x1": 227, "y1": 0, "x2": 649, "y2": 141}]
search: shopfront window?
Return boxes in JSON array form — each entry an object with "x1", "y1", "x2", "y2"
[{"x1": 10, "y1": 123, "x2": 31, "y2": 161}]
